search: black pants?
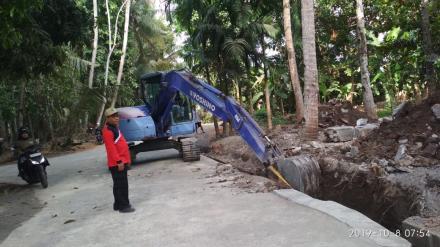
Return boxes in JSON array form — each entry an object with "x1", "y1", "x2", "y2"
[
  {"x1": 17, "y1": 154, "x2": 26, "y2": 174},
  {"x1": 110, "y1": 166, "x2": 130, "y2": 210},
  {"x1": 195, "y1": 122, "x2": 204, "y2": 132}
]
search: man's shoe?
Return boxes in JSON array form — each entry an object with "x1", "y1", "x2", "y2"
[
  {"x1": 119, "y1": 207, "x2": 135, "y2": 213},
  {"x1": 114, "y1": 203, "x2": 132, "y2": 211}
]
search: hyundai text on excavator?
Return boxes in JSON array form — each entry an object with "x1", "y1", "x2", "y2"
[{"x1": 117, "y1": 70, "x2": 320, "y2": 194}]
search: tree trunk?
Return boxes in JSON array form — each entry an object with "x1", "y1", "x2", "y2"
[
  {"x1": 249, "y1": 90, "x2": 254, "y2": 115},
  {"x1": 88, "y1": 0, "x2": 99, "y2": 89},
  {"x1": 111, "y1": 0, "x2": 131, "y2": 108},
  {"x1": 84, "y1": 112, "x2": 89, "y2": 131},
  {"x1": 229, "y1": 120, "x2": 233, "y2": 135},
  {"x1": 421, "y1": 0, "x2": 437, "y2": 93},
  {"x1": 3, "y1": 121, "x2": 10, "y2": 144},
  {"x1": 204, "y1": 66, "x2": 220, "y2": 138},
  {"x1": 301, "y1": 0, "x2": 319, "y2": 139},
  {"x1": 224, "y1": 121, "x2": 230, "y2": 136},
  {"x1": 28, "y1": 116, "x2": 35, "y2": 142},
  {"x1": 17, "y1": 80, "x2": 26, "y2": 128},
  {"x1": 236, "y1": 80, "x2": 243, "y2": 105},
  {"x1": 104, "y1": 0, "x2": 128, "y2": 86},
  {"x1": 283, "y1": 0, "x2": 305, "y2": 122},
  {"x1": 104, "y1": 0, "x2": 112, "y2": 87},
  {"x1": 346, "y1": 80, "x2": 356, "y2": 103},
  {"x1": 261, "y1": 37, "x2": 273, "y2": 130},
  {"x1": 97, "y1": 0, "x2": 127, "y2": 126},
  {"x1": 45, "y1": 97, "x2": 55, "y2": 143},
  {"x1": 96, "y1": 93, "x2": 107, "y2": 128},
  {"x1": 280, "y1": 97, "x2": 285, "y2": 116},
  {"x1": 356, "y1": 0, "x2": 377, "y2": 120},
  {"x1": 213, "y1": 117, "x2": 220, "y2": 138},
  {"x1": 414, "y1": 82, "x2": 423, "y2": 104},
  {"x1": 264, "y1": 81, "x2": 273, "y2": 130},
  {"x1": 11, "y1": 120, "x2": 17, "y2": 144},
  {"x1": 0, "y1": 119, "x2": 4, "y2": 138}
]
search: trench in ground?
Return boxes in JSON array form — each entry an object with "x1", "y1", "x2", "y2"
[
  {"x1": 275, "y1": 158, "x2": 440, "y2": 247},
  {"x1": 317, "y1": 169, "x2": 419, "y2": 231}
]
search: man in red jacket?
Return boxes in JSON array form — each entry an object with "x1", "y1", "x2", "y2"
[{"x1": 102, "y1": 107, "x2": 135, "y2": 213}]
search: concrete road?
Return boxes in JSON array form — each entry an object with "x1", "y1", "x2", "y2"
[{"x1": 0, "y1": 146, "x2": 408, "y2": 247}]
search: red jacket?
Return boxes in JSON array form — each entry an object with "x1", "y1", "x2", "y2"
[{"x1": 102, "y1": 123, "x2": 131, "y2": 167}]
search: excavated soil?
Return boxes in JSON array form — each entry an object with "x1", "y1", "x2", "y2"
[
  {"x1": 355, "y1": 97, "x2": 440, "y2": 164},
  {"x1": 319, "y1": 99, "x2": 368, "y2": 127}
]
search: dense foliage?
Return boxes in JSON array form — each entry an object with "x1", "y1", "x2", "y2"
[
  {"x1": 0, "y1": 0, "x2": 438, "y2": 144},
  {"x1": 0, "y1": 0, "x2": 178, "y2": 144}
]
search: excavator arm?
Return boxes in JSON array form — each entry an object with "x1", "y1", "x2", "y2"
[{"x1": 157, "y1": 70, "x2": 282, "y2": 165}]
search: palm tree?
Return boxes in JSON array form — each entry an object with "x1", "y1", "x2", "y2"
[
  {"x1": 301, "y1": 0, "x2": 319, "y2": 139},
  {"x1": 282, "y1": 0, "x2": 304, "y2": 122}
]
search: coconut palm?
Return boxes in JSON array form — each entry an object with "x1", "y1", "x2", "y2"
[{"x1": 301, "y1": 0, "x2": 319, "y2": 139}]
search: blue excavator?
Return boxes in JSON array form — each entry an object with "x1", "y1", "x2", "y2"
[{"x1": 117, "y1": 70, "x2": 320, "y2": 194}]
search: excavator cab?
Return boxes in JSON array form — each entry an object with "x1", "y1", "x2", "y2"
[{"x1": 137, "y1": 72, "x2": 196, "y2": 138}]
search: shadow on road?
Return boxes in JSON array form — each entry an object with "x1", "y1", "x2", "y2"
[
  {"x1": 0, "y1": 183, "x2": 44, "y2": 244},
  {"x1": 132, "y1": 150, "x2": 180, "y2": 166}
]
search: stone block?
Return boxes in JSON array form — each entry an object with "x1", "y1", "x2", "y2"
[
  {"x1": 431, "y1": 104, "x2": 440, "y2": 120},
  {"x1": 393, "y1": 101, "x2": 409, "y2": 118},
  {"x1": 356, "y1": 118, "x2": 368, "y2": 127},
  {"x1": 325, "y1": 126, "x2": 356, "y2": 142},
  {"x1": 355, "y1": 123, "x2": 379, "y2": 138},
  {"x1": 395, "y1": 144, "x2": 407, "y2": 161}
]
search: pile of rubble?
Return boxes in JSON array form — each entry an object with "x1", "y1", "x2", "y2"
[
  {"x1": 319, "y1": 99, "x2": 368, "y2": 128},
  {"x1": 355, "y1": 99, "x2": 440, "y2": 167}
]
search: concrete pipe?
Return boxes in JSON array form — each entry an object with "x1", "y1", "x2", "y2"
[{"x1": 277, "y1": 155, "x2": 321, "y2": 196}]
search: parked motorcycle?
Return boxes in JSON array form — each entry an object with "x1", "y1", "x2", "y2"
[{"x1": 18, "y1": 145, "x2": 50, "y2": 188}]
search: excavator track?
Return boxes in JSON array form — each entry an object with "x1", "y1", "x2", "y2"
[{"x1": 181, "y1": 138, "x2": 201, "y2": 162}]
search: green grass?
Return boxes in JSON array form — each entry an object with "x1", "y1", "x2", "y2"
[
  {"x1": 253, "y1": 109, "x2": 289, "y2": 126},
  {"x1": 377, "y1": 107, "x2": 392, "y2": 118}
]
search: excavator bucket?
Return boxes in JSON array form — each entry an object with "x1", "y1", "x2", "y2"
[{"x1": 276, "y1": 155, "x2": 321, "y2": 196}]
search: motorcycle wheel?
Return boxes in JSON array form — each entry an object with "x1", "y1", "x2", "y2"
[{"x1": 38, "y1": 166, "x2": 48, "y2": 188}]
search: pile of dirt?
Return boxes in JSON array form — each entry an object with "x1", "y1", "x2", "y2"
[
  {"x1": 204, "y1": 135, "x2": 280, "y2": 192},
  {"x1": 319, "y1": 99, "x2": 367, "y2": 127},
  {"x1": 355, "y1": 96, "x2": 440, "y2": 166},
  {"x1": 210, "y1": 162, "x2": 278, "y2": 193},
  {"x1": 208, "y1": 136, "x2": 266, "y2": 176}
]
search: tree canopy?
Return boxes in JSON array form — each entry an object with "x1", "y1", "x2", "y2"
[{"x1": 0, "y1": 0, "x2": 438, "y2": 144}]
